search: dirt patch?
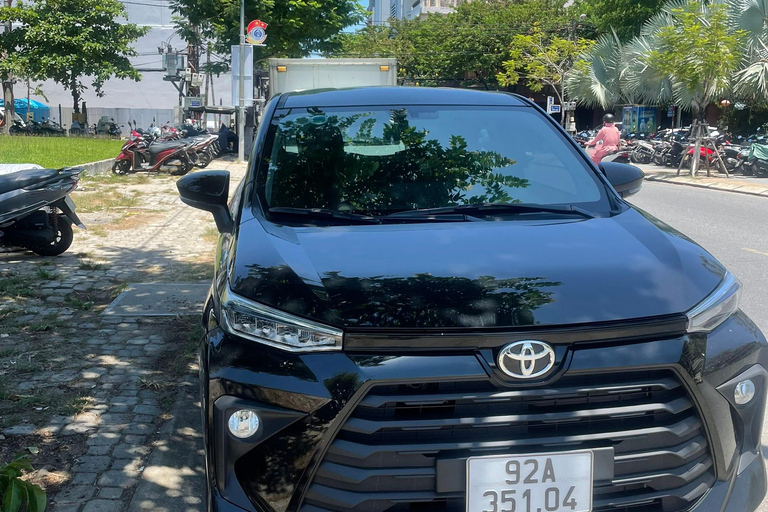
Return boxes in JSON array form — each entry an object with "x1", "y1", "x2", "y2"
[{"x1": 0, "y1": 432, "x2": 88, "y2": 497}]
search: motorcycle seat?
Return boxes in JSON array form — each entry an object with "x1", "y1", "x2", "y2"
[
  {"x1": 149, "y1": 142, "x2": 186, "y2": 156},
  {"x1": 0, "y1": 168, "x2": 60, "y2": 195}
]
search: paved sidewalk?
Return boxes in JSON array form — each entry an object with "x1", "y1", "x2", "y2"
[
  {"x1": 0, "y1": 158, "x2": 246, "y2": 512},
  {"x1": 636, "y1": 163, "x2": 768, "y2": 198}
]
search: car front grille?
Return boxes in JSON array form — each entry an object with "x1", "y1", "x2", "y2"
[{"x1": 299, "y1": 370, "x2": 715, "y2": 512}]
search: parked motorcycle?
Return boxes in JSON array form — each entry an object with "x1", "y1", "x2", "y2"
[
  {"x1": 630, "y1": 139, "x2": 657, "y2": 164},
  {"x1": 741, "y1": 143, "x2": 768, "y2": 177},
  {"x1": 112, "y1": 136, "x2": 195, "y2": 175},
  {"x1": 0, "y1": 167, "x2": 85, "y2": 256}
]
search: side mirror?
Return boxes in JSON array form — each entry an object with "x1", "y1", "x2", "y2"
[
  {"x1": 599, "y1": 161, "x2": 644, "y2": 198},
  {"x1": 177, "y1": 170, "x2": 233, "y2": 232}
]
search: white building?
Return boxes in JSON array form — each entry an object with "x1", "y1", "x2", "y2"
[
  {"x1": 367, "y1": 0, "x2": 463, "y2": 24},
  {"x1": 13, "y1": 0, "x2": 232, "y2": 125}
]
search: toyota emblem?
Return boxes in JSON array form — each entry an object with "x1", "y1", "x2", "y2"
[{"x1": 498, "y1": 341, "x2": 556, "y2": 379}]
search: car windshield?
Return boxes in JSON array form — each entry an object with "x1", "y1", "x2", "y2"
[{"x1": 256, "y1": 105, "x2": 608, "y2": 215}]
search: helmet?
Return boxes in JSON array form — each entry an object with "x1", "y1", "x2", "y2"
[{"x1": 603, "y1": 113, "x2": 615, "y2": 124}]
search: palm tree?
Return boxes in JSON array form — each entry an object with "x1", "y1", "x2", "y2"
[{"x1": 564, "y1": 30, "x2": 628, "y2": 109}]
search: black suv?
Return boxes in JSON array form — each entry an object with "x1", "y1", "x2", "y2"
[{"x1": 178, "y1": 87, "x2": 767, "y2": 512}]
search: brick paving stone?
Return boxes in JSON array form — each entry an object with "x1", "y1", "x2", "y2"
[
  {"x1": 97, "y1": 487, "x2": 123, "y2": 500},
  {"x1": 134, "y1": 414, "x2": 156, "y2": 424},
  {"x1": 98, "y1": 470, "x2": 139, "y2": 488},
  {"x1": 123, "y1": 434, "x2": 146, "y2": 444},
  {"x1": 86, "y1": 444, "x2": 112, "y2": 456},
  {"x1": 113, "y1": 443, "x2": 151, "y2": 459},
  {"x1": 71, "y1": 472, "x2": 98, "y2": 485},
  {"x1": 99, "y1": 413, "x2": 132, "y2": 426},
  {"x1": 75, "y1": 455, "x2": 111, "y2": 473},
  {"x1": 50, "y1": 504, "x2": 81, "y2": 512},
  {"x1": 110, "y1": 458, "x2": 144, "y2": 475},
  {"x1": 54, "y1": 485, "x2": 96, "y2": 503},
  {"x1": 3, "y1": 424, "x2": 37, "y2": 435},
  {"x1": 82, "y1": 500, "x2": 123, "y2": 512},
  {"x1": 133, "y1": 404, "x2": 160, "y2": 416},
  {"x1": 123, "y1": 423, "x2": 154, "y2": 435}
]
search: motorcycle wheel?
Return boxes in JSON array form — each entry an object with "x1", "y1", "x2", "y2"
[
  {"x1": 30, "y1": 219, "x2": 73, "y2": 256},
  {"x1": 171, "y1": 162, "x2": 194, "y2": 176},
  {"x1": 743, "y1": 163, "x2": 755, "y2": 176},
  {"x1": 112, "y1": 159, "x2": 131, "y2": 175},
  {"x1": 197, "y1": 151, "x2": 212, "y2": 169}
]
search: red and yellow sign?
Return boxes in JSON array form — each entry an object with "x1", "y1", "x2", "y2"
[{"x1": 246, "y1": 20, "x2": 268, "y2": 45}]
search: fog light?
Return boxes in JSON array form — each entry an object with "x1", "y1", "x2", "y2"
[
  {"x1": 228, "y1": 410, "x2": 260, "y2": 438},
  {"x1": 734, "y1": 379, "x2": 756, "y2": 405}
]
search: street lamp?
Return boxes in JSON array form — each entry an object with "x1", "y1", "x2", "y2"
[{"x1": 238, "y1": 0, "x2": 246, "y2": 163}]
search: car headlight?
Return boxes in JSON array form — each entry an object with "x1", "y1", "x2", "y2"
[
  {"x1": 220, "y1": 285, "x2": 343, "y2": 352},
  {"x1": 686, "y1": 272, "x2": 742, "y2": 333}
]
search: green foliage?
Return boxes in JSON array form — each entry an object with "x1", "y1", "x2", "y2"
[
  {"x1": 334, "y1": 0, "x2": 577, "y2": 89},
  {"x1": 0, "y1": 456, "x2": 46, "y2": 512},
  {"x1": 169, "y1": 0, "x2": 365, "y2": 62},
  {"x1": 498, "y1": 26, "x2": 593, "y2": 109},
  {"x1": 564, "y1": 30, "x2": 631, "y2": 108},
  {"x1": 0, "y1": 0, "x2": 148, "y2": 111},
  {"x1": 0, "y1": 136, "x2": 124, "y2": 168},
  {"x1": 582, "y1": 0, "x2": 666, "y2": 40},
  {"x1": 644, "y1": 1, "x2": 744, "y2": 117}
]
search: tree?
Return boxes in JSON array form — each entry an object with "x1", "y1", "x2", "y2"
[
  {"x1": 3, "y1": 0, "x2": 148, "y2": 112},
  {"x1": 0, "y1": 2, "x2": 29, "y2": 133},
  {"x1": 170, "y1": 0, "x2": 365, "y2": 63},
  {"x1": 564, "y1": 30, "x2": 631, "y2": 109},
  {"x1": 497, "y1": 26, "x2": 593, "y2": 124},
  {"x1": 642, "y1": 1, "x2": 743, "y2": 173},
  {"x1": 334, "y1": 0, "x2": 577, "y2": 89},
  {"x1": 582, "y1": 0, "x2": 666, "y2": 40}
]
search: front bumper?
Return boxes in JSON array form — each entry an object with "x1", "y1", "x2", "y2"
[{"x1": 201, "y1": 311, "x2": 768, "y2": 512}]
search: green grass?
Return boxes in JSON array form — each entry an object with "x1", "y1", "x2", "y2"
[{"x1": 0, "y1": 136, "x2": 124, "y2": 168}]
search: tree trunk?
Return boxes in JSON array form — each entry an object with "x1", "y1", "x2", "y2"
[
  {"x1": 690, "y1": 106, "x2": 707, "y2": 176},
  {"x1": 72, "y1": 91, "x2": 80, "y2": 114},
  {"x1": 2, "y1": 80, "x2": 14, "y2": 135}
]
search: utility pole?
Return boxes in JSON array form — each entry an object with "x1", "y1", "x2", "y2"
[
  {"x1": 203, "y1": 42, "x2": 211, "y2": 128},
  {"x1": 238, "y1": 0, "x2": 246, "y2": 162}
]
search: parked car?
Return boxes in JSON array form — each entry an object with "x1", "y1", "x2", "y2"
[{"x1": 178, "y1": 87, "x2": 767, "y2": 512}]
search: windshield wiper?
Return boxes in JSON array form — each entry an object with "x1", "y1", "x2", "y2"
[
  {"x1": 268, "y1": 206, "x2": 471, "y2": 224},
  {"x1": 384, "y1": 203, "x2": 596, "y2": 219},
  {"x1": 269, "y1": 207, "x2": 380, "y2": 224}
]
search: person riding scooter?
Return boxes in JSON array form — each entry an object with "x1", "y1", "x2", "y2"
[{"x1": 587, "y1": 113, "x2": 621, "y2": 165}]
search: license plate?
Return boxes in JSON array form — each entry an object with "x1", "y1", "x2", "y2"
[
  {"x1": 65, "y1": 196, "x2": 76, "y2": 211},
  {"x1": 466, "y1": 451, "x2": 593, "y2": 512}
]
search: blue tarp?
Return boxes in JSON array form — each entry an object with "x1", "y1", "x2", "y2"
[{"x1": 0, "y1": 98, "x2": 51, "y2": 123}]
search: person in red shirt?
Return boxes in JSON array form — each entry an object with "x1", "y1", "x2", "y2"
[{"x1": 587, "y1": 113, "x2": 621, "y2": 165}]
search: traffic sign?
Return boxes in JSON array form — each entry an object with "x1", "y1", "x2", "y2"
[{"x1": 550, "y1": 104, "x2": 561, "y2": 113}]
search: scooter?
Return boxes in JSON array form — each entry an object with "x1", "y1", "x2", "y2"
[
  {"x1": 741, "y1": 143, "x2": 768, "y2": 177},
  {"x1": 112, "y1": 137, "x2": 194, "y2": 175},
  {"x1": 0, "y1": 167, "x2": 85, "y2": 256}
]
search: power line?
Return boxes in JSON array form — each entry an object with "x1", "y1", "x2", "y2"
[{"x1": 121, "y1": 0, "x2": 172, "y2": 7}]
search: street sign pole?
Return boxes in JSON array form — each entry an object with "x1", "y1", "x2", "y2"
[{"x1": 238, "y1": 0, "x2": 245, "y2": 163}]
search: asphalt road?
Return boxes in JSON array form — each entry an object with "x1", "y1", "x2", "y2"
[
  {"x1": 629, "y1": 181, "x2": 768, "y2": 331},
  {"x1": 629, "y1": 181, "x2": 768, "y2": 510}
]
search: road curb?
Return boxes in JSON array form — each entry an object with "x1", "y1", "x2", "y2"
[
  {"x1": 80, "y1": 158, "x2": 114, "y2": 176},
  {"x1": 642, "y1": 172, "x2": 768, "y2": 199}
]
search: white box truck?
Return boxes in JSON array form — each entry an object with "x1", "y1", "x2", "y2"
[{"x1": 268, "y1": 58, "x2": 397, "y2": 97}]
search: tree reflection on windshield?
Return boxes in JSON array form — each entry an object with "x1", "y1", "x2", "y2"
[{"x1": 264, "y1": 107, "x2": 528, "y2": 212}]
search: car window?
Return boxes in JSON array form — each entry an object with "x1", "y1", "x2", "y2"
[{"x1": 257, "y1": 105, "x2": 607, "y2": 214}]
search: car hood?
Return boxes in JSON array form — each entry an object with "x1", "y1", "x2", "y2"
[{"x1": 229, "y1": 208, "x2": 725, "y2": 330}]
